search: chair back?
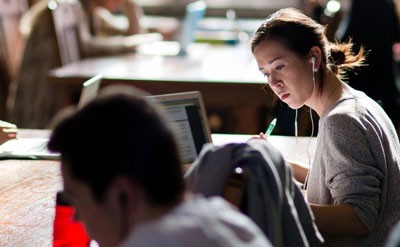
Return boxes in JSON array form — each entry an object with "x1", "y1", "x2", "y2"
[
  {"x1": 48, "y1": 0, "x2": 81, "y2": 66},
  {"x1": 0, "y1": 0, "x2": 28, "y2": 118}
]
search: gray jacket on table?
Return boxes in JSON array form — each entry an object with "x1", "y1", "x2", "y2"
[{"x1": 185, "y1": 139, "x2": 323, "y2": 247}]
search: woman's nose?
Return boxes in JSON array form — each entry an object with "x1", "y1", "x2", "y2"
[{"x1": 268, "y1": 74, "x2": 283, "y2": 88}]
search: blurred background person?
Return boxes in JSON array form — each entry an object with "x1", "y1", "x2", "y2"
[
  {"x1": 308, "y1": 0, "x2": 400, "y2": 136},
  {"x1": 11, "y1": 0, "x2": 161, "y2": 129}
]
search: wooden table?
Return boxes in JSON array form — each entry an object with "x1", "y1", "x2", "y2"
[
  {"x1": 48, "y1": 43, "x2": 274, "y2": 134},
  {"x1": 0, "y1": 130, "x2": 62, "y2": 247},
  {"x1": 0, "y1": 130, "x2": 315, "y2": 247}
]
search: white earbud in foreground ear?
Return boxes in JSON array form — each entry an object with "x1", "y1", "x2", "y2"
[{"x1": 311, "y1": 56, "x2": 317, "y2": 72}]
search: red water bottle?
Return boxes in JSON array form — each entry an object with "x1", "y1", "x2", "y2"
[{"x1": 53, "y1": 191, "x2": 90, "y2": 247}]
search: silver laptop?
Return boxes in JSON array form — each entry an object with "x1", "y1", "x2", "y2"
[
  {"x1": 146, "y1": 91, "x2": 211, "y2": 164},
  {"x1": 77, "y1": 74, "x2": 103, "y2": 108},
  {"x1": 137, "y1": 1, "x2": 207, "y2": 56},
  {"x1": 0, "y1": 74, "x2": 103, "y2": 160}
]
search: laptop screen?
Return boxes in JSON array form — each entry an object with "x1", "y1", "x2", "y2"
[
  {"x1": 178, "y1": 0, "x2": 207, "y2": 55},
  {"x1": 77, "y1": 74, "x2": 102, "y2": 109},
  {"x1": 146, "y1": 91, "x2": 211, "y2": 164},
  {"x1": 135, "y1": 1, "x2": 206, "y2": 56}
]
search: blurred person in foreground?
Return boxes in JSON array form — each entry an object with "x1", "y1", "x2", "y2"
[
  {"x1": 48, "y1": 85, "x2": 272, "y2": 247},
  {"x1": 252, "y1": 8, "x2": 400, "y2": 246}
]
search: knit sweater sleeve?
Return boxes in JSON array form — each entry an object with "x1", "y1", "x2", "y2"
[{"x1": 320, "y1": 112, "x2": 384, "y2": 232}]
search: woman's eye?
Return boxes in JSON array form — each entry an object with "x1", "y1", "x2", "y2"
[
  {"x1": 276, "y1": 64, "x2": 285, "y2": 70},
  {"x1": 263, "y1": 73, "x2": 270, "y2": 84}
]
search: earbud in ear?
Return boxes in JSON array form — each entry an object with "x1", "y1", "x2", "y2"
[{"x1": 311, "y1": 56, "x2": 317, "y2": 72}]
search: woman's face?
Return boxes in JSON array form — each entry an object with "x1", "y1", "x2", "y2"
[{"x1": 254, "y1": 39, "x2": 315, "y2": 109}]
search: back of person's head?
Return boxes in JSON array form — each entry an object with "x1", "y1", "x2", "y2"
[
  {"x1": 251, "y1": 8, "x2": 365, "y2": 82},
  {"x1": 48, "y1": 85, "x2": 184, "y2": 206}
]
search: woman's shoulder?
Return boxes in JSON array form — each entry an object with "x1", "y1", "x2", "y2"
[
  {"x1": 323, "y1": 98, "x2": 359, "y2": 124},
  {"x1": 320, "y1": 90, "x2": 390, "y2": 143},
  {"x1": 324, "y1": 88, "x2": 375, "y2": 121},
  {"x1": 320, "y1": 98, "x2": 370, "y2": 141}
]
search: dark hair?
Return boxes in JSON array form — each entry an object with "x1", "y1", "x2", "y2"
[
  {"x1": 48, "y1": 85, "x2": 184, "y2": 206},
  {"x1": 251, "y1": 8, "x2": 366, "y2": 90}
]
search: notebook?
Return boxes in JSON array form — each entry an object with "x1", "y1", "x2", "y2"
[
  {"x1": 137, "y1": 1, "x2": 207, "y2": 56},
  {"x1": 0, "y1": 74, "x2": 103, "y2": 160},
  {"x1": 146, "y1": 91, "x2": 212, "y2": 164}
]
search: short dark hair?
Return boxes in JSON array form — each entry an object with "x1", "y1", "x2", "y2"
[{"x1": 48, "y1": 85, "x2": 184, "y2": 206}]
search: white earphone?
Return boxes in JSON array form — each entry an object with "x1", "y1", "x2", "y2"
[{"x1": 311, "y1": 56, "x2": 317, "y2": 72}]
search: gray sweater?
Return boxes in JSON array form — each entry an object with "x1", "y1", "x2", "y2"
[{"x1": 307, "y1": 89, "x2": 400, "y2": 246}]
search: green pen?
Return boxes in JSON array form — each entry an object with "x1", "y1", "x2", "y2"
[{"x1": 265, "y1": 118, "x2": 277, "y2": 137}]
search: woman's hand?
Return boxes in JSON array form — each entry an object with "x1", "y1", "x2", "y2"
[
  {"x1": 258, "y1": 132, "x2": 266, "y2": 139},
  {"x1": 0, "y1": 120, "x2": 17, "y2": 145},
  {"x1": 247, "y1": 132, "x2": 267, "y2": 142},
  {"x1": 92, "y1": 0, "x2": 145, "y2": 36},
  {"x1": 290, "y1": 162, "x2": 309, "y2": 184}
]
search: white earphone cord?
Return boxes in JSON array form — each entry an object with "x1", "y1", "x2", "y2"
[
  {"x1": 302, "y1": 58, "x2": 316, "y2": 190},
  {"x1": 295, "y1": 109, "x2": 298, "y2": 142},
  {"x1": 308, "y1": 58, "x2": 316, "y2": 168}
]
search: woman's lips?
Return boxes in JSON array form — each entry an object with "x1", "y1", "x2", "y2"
[{"x1": 281, "y1": 93, "x2": 289, "y2": 100}]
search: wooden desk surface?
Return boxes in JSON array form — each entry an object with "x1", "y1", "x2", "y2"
[
  {"x1": 0, "y1": 129, "x2": 62, "y2": 247},
  {"x1": 0, "y1": 160, "x2": 61, "y2": 247},
  {"x1": 50, "y1": 44, "x2": 264, "y2": 84},
  {"x1": 0, "y1": 131, "x2": 314, "y2": 247},
  {"x1": 48, "y1": 43, "x2": 273, "y2": 134}
]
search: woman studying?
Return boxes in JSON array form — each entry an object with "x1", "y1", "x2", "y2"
[{"x1": 251, "y1": 8, "x2": 400, "y2": 246}]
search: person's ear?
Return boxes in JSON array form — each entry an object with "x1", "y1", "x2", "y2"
[
  {"x1": 107, "y1": 177, "x2": 138, "y2": 240},
  {"x1": 311, "y1": 56, "x2": 317, "y2": 72},
  {"x1": 309, "y1": 46, "x2": 322, "y2": 72},
  {"x1": 107, "y1": 177, "x2": 137, "y2": 211}
]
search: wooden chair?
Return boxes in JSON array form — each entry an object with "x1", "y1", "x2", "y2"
[
  {"x1": 0, "y1": 0, "x2": 28, "y2": 119},
  {"x1": 48, "y1": 0, "x2": 81, "y2": 66},
  {"x1": 10, "y1": 0, "x2": 82, "y2": 128}
]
